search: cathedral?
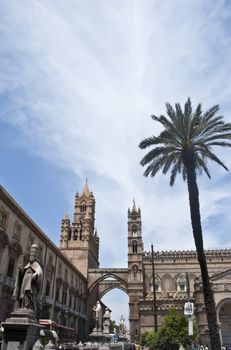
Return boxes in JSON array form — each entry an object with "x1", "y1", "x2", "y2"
[{"x1": 0, "y1": 182, "x2": 231, "y2": 345}]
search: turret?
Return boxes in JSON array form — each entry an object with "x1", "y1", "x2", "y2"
[
  {"x1": 59, "y1": 181, "x2": 99, "y2": 277},
  {"x1": 60, "y1": 213, "x2": 71, "y2": 248}
]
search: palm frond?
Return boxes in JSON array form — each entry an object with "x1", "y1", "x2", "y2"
[{"x1": 139, "y1": 98, "x2": 230, "y2": 185}]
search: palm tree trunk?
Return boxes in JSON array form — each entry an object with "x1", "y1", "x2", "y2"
[{"x1": 184, "y1": 150, "x2": 221, "y2": 350}]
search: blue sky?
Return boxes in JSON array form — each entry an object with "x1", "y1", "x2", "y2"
[{"x1": 0, "y1": 0, "x2": 231, "y2": 324}]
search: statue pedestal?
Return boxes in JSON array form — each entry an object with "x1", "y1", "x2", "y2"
[
  {"x1": 118, "y1": 334, "x2": 127, "y2": 343},
  {"x1": 89, "y1": 329, "x2": 103, "y2": 343},
  {"x1": 1, "y1": 308, "x2": 42, "y2": 350}
]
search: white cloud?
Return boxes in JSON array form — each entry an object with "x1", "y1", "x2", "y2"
[{"x1": 0, "y1": 0, "x2": 231, "y2": 323}]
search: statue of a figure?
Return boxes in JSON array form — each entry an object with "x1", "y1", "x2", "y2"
[
  {"x1": 14, "y1": 244, "x2": 43, "y2": 311},
  {"x1": 103, "y1": 307, "x2": 111, "y2": 335},
  {"x1": 119, "y1": 315, "x2": 126, "y2": 334},
  {"x1": 93, "y1": 301, "x2": 102, "y2": 331}
]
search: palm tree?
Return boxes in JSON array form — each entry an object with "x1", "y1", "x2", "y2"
[{"x1": 139, "y1": 98, "x2": 231, "y2": 350}]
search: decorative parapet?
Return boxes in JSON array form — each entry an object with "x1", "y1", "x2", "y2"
[{"x1": 143, "y1": 249, "x2": 231, "y2": 261}]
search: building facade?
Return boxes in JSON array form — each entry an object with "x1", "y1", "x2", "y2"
[
  {"x1": 0, "y1": 185, "x2": 88, "y2": 342},
  {"x1": 127, "y1": 202, "x2": 231, "y2": 346},
  {"x1": 0, "y1": 183, "x2": 231, "y2": 346}
]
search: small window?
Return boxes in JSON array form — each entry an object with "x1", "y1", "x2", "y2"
[
  {"x1": 177, "y1": 276, "x2": 186, "y2": 292},
  {"x1": 62, "y1": 290, "x2": 67, "y2": 305},
  {"x1": 69, "y1": 294, "x2": 72, "y2": 307},
  {"x1": 132, "y1": 225, "x2": 138, "y2": 237},
  {"x1": 151, "y1": 276, "x2": 161, "y2": 292},
  {"x1": 79, "y1": 226, "x2": 83, "y2": 240},
  {"x1": 13, "y1": 223, "x2": 21, "y2": 239},
  {"x1": 0, "y1": 211, "x2": 7, "y2": 226},
  {"x1": 55, "y1": 287, "x2": 59, "y2": 301},
  {"x1": 46, "y1": 280, "x2": 50, "y2": 296},
  {"x1": 7, "y1": 257, "x2": 15, "y2": 278},
  {"x1": 80, "y1": 205, "x2": 86, "y2": 212},
  {"x1": 68, "y1": 229, "x2": 72, "y2": 240},
  {"x1": 132, "y1": 241, "x2": 138, "y2": 253},
  {"x1": 27, "y1": 234, "x2": 35, "y2": 251},
  {"x1": 180, "y1": 282, "x2": 186, "y2": 291},
  {"x1": 48, "y1": 254, "x2": 53, "y2": 266}
]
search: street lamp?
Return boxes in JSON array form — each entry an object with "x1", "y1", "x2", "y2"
[{"x1": 151, "y1": 244, "x2": 158, "y2": 332}]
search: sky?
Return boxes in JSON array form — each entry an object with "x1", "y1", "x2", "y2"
[{"x1": 0, "y1": 0, "x2": 231, "y2": 325}]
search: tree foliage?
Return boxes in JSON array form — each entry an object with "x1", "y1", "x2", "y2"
[
  {"x1": 109, "y1": 319, "x2": 119, "y2": 334},
  {"x1": 142, "y1": 309, "x2": 198, "y2": 350},
  {"x1": 139, "y1": 98, "x2": 231, "y2": 186}
]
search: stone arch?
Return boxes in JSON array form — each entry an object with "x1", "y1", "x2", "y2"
[
  {"x1": 88, "y1": 269, "x2": 128, "y2": 295},
  {"x1": 162, "y1": 274, "x2": 173, "y2": 291},
  {"x1": 149, "y1": 274, "x2": 161, "y2": 292},
  {"x1": 216, "y1": 297, "x2": 231, "y2": 346},
  {"x1": 99, "y1": 282, "x2": 128, "y2": 299}
]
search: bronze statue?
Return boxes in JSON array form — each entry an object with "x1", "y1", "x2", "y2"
[{"x1": 14, "y1": 244, "x2": 43, "y2": 311}]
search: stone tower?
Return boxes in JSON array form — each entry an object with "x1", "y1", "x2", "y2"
[
  {"x1": 127, "y1": 200, "x2": 144, "y2": 342},
  {"x1": 60, "y1": 181, "x2": 99, "y2": 277}
]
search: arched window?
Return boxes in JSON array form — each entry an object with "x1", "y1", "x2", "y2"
[
  {"x1": 132, "y1": 241, "x2": 138, "y2": 253},
  {"x1": 73, "y1": 230, "x2": 78, "y2": 240},
  {"x1": 151, "y1": 276, "x2": 161, "y2": 292},
  {"x1": 132, "y1": 264, "x2": 139, "y2": 280},
  {"x1": 131, "y1": 225, "x2": 138, "y2": 237},
  {"x1": 80, "y1": 204, "x2": 87, "y2": 213},
  {"x1": 177, "y1": 275, "x2": 187, "y2": 292}
]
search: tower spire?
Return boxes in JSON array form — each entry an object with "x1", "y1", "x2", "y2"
[
  {"x1": 82, "y1": 179, "x2": 90, "y2": 196},
  {"x1": 132, "y1": 199, "x2": 137, "y2": 212}
]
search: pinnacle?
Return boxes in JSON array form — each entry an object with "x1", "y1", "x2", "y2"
[
  {"x1": 63, "y1": 212, "x2": 70, "y2": 220},
  {"x1": 81, "y1": 179, "x2": 90, "y2": 196},
  {"x1": 132, "y1": 199, "x2": 137, "y2": 212}
]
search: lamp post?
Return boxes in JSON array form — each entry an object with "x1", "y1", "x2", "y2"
[{"x1": 151, "y1": 244, "x2": 158, "y2": 332}]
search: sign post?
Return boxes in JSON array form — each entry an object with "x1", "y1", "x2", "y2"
[{"x1": 184, "y1": 302, "x2": 194, "y2": 349}]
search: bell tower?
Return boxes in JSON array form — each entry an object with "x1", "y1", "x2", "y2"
[
  {"x1": 60, "y1": 181, "x2": 99, "y2": 278},
  {"x1": 127, "y1": 200, "x2": 144, "y2": 342}
]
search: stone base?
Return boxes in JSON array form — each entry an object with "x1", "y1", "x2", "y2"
[
  {"x1": 118, "y1": 335, "x2": 127, "y2": 342},
  {"x1": 6, "y1": 308, "x2": 37, "y2": 324},
  {"x1": 1, "y1": 308, "x2": 42, "y2": 350},
  {"x1": 89, "y1": 329, "x2": 103, "y2": 343}
]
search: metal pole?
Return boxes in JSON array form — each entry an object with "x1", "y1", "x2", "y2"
[
  {"x1": 186, "y1": 272, "x2": 190, "y2": 301},
  {"x1": 151, "y1": 244, "x2": 158, "y2": 332}
]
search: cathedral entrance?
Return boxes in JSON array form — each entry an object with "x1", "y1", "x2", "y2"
[{"x1": 218, "y1": 298, "x2": 231, "y2": 346}]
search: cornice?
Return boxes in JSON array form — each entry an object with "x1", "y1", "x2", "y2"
[{"x1": 143, "y1": 249, "x2": 231, "y2": 261}]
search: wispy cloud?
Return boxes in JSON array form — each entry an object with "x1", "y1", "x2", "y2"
[{"x1": 0, "y1": 0, "x2": 231, "y2": 322}]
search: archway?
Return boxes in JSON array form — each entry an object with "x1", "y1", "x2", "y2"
[
  {"x1": 101, "y1": 287, "x2": 129, "y2": 330},
  {"x1": 87, "y1": 268, "x2": 129, "y2": 336},
  {"x1": 217, "y1": 298, "x2": 231, "y2": 346}
]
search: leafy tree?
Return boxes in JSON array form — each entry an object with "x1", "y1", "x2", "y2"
[
  {"x1": 139, "y1": 98, "x2": 231, "y2": 350},
  {"x1": 141, "y1": 330, "x2": 158, "y2": 349},
  {"x1": 156, "y1": 309, "x2": 198, "y2": 350},
  {"x1": 109, "y1": 319, "x2": 119, "y2": 334},
  {"x1": 142, "y1": 309, "x2": 198, "y2": 350}
]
